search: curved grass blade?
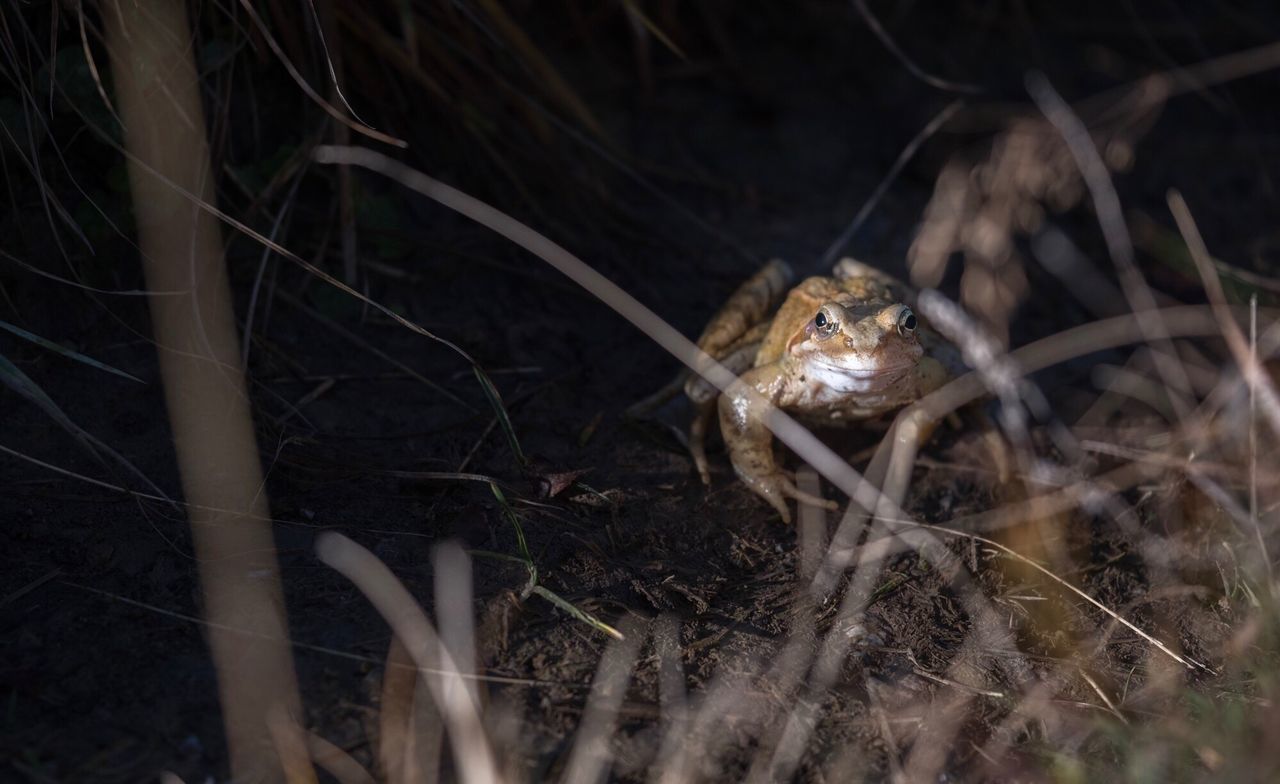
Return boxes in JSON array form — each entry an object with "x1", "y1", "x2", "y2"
[
  {"x1": 474, "y1": 366, "x2": 526, "y2": 467},
  {"x1": 620, "y1": 0, "x2": 688, "y2": 59},
  {"x1": 531, "y1": 585, "x2": 624, "y2": 641},
  {"x1": 469, "y1": 548, "x2": 536, "y2": 597},
  {"x1": 0, "y1": 319, "x2": 143, "y2": 383},
  {"x1": 489, "y1": 482, "x2": 534, "y2": 569},
  {"x1": 481, "y1": 489, "x2": 619, "y2": 639},
  {"x1": 0, "y1": 353, "x2": 174, "y2": 506}
]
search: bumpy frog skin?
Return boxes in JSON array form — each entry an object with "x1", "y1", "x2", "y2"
[{"x1": 685, "y1": 258, "x2": 953, "y2": 522}]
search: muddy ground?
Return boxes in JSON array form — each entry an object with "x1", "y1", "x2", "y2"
[{"x1": 2, "y1": 3, "x2": 1277, "y2": 781}]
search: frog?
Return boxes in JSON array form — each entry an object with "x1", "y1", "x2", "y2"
[{"x1": 683, "y1": 257, "x2": 959, "y2": 522}]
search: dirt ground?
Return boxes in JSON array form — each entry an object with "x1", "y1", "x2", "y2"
[{"x1": 2, "y1": 3, "x2": 1277, "y2": 782}]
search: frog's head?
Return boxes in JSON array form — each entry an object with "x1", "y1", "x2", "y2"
[{"x1": 785, "y1": 301, "x2": 923, "y2": 393}]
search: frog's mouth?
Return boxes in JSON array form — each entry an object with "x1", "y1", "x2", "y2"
[{"x1": 805, "y1": 358, "x2": 915, "y2": 393}]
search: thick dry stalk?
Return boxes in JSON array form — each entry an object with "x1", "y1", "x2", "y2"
[{"x1": 104, "y1": 1, "x2": 304, "y2": 779}]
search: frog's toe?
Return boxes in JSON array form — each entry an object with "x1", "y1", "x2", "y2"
[
  {"x1": 744, "y1": 471, "x2": 837, "y2": 524},
  {"x1": 690, "y1": 443, "x2": 712, "y2": 487},
  {"x1": 780, "y1": 478, "x2": 839, "y2": 518},
  {"x1": 689, "y1": 401, "x2": 716, "y2": 486},
  {"x1": 757, "y1": 477, "x2": 796, "y2": 522}
]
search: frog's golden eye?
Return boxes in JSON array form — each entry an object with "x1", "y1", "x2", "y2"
[
  {"x1": 813, "y1": 305, "x2": 840, "y2": 338},
  {"x1": 897, "y1": 308, "x2": 918, "y2": 337}
]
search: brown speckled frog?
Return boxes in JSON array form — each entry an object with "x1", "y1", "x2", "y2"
[{"x1": 684, "y1": 258, "x2": 960, "y2": 522}]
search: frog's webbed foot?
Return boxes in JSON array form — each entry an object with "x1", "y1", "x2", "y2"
[{"x1": 737, "y1": 467, "x2": 837, "y2": 524}]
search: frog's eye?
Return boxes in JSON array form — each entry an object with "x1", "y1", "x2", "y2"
[
  {"x1": 897, "y1": 308, "x2": 918, "y2": 337},
  {"x1": 812, "y1": 306, "x2": 840, "y2": 338}
]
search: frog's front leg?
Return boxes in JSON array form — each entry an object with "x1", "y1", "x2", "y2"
[
  {"x1": 718, "y1": 366, "x2": 837, "y2": 523},
  {"x1": 688, "y1": 332, "x2": 765, "y2": 485}
]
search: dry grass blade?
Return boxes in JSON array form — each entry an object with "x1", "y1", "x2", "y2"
[
  {"x1": 1026, "y1": 71, "x2": 1194, "y2": 415},
  {"x1": 265, "y1": 704, "x2": 319, "y2": 784},
  {"x1": 796, "y1": 465, "x2": 826, "y2": 580},
  {"x1": 105, "y1": 1, "x2": 307, "y2": 774},
  {"x1": 331, "y1": 5, "x2": 448, "y2": 102},
  {"x1": 0, "y1": 354, "x2": 174, "y2": 504},
  {"x1": 305, "y1": 0, "x2": 373, "y2": 129},
  {"x1": 648, "y1": 615, "x2": 687, "y2": 784},
  {"x1": 0, "y1": 568, "x2": 62, "y2": 609},
  {"x1": 367, "y1": 19, "x2": 755, "y2": 261},
  {"x1": 236, "y1": 0, "x2": 405, "y2": 147},
  {"x1": 75, "y1": 0, "x2": 121, "y2": 129},
  {"x1": 562, "y1": 616, "x2": 648, "y2": 784},
  {"x1": 1085, "y1": 39, "x2": 1280, "y2": 113},
  {"x1": 486, "y1": 484, "x2": 624, "y2": 639},
  {"x1": 62, "y1": 579, "x2": 565, "y2": 688},
  {"x1": 304, "y1": 731, "x2": 376, "y2": 784},
  {"x1": 275, "y1": 289, "x2": 472, "y2": 410},
  {"x1": 621, "y1": 0, "x2": 688, "y2": 60},
  {"x1": 378, "y1": 469, "x2": 508, "y2": 485},
  {"x1": 1165, "y1": 187, "x2": 1278, "y2": 584},
  {"x1": 474, "y1": 365, "x2": 527, "y2": 466},
  {"x1": 469, "y1": 0, "x2": 605, "y2": 139},
  {"x1": 490, "y1": 482, "x2": 535, "y2": 575},
  {"x1": 530, "y1": 585, "x2": 625, "y2": 641},
  {"x1": 910, "y1": 304, "x2": 1262, "y2": 424},
  {"x1": 0, "y1": 441, "x2": 151, "y2": 496},
  {"x1": 1169, "y1": 189, "x2": 1280, "y2": 447},
  {"x1": 1079, "y1": 670, "x2": 1128, "y2": 725},
  {"x1": 315, "y1": 532, "x2": 503, "y2": 784},
  {"x1": 74, "y1": 121, "x2": 532, "y2": 461},
  {"x1": 242, "y1": 163, "x2": 307, "y2": 370},
  {"x1": 0, "y1": 319, "x2": 143, "y2": 383},
  {"x1": 887, "y1": 519, "x2": 1209, "y2": 672},
  {"x1": 849, "y1": 0, "x2": 984, "y2": 94},
  {"x1": 1031, "y1": 227, "x2": 1128, "y2": 318},
  {"x1": 1251, "y1": 296, "x2": 1262, "y2": 584},
  {"x1": 378, "y1": 637, "x2": 421, "y2": 784},
  {"x1": 819, "y1": 98, "x2": 965, "y2": 270},
  {"x1": 62, "y1": 112, "x2": 471, "y2": 364},
  {"x1": 433, "y1": 541, "x2": 482, "y2": 717},
  {"x1": 0, "y1": 248, "x2": 183, "y2": 295}
]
